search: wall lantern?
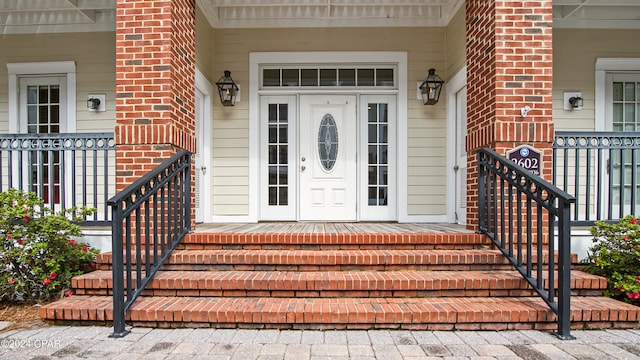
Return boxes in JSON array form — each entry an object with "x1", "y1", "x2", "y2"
[
  {"x1": 87, "y1": 94, "x2": 105, "y2": 112},
  {"x1": 419, "y1": 68, "x2": 445, "y2": 105},
  {"x1": 215, "y1": 70, "x2": 239, "y2": 106},
  {"x1": 564, "y1": 91, "x2": 583, "y2": 111},
  {"x1": 569, "y1": 96, "x2": 584, "y2": 110},
  {"x1": 87, "y1": 98, "x2": 100, "y2": 110}
]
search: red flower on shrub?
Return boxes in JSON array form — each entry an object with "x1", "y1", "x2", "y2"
[
  {"x1": 631, "y1": 218, "x2": 638, "y2": 224},
  {"x1": 16, "y1": 239, "x2": 23, "y2": 245},
  {"x1": 69, "y1": 239, "x2": 76, "y2": 245},
  {"x1": 10, "y1": 278, "x2": 15, "y2": 284},
  {"x1": 626, "y1": 292, "x2": 640, "y2": 299},
  {"x1": 49, "y1": 273, "x2": 57, "y2": 279},
  {"x1": 22, "y1": 216, "x2": 29, "y2": 223},
  {"x1": 64, "y1": 291, "x2": 73, "y2": 297},
  {"x1": 90, "y1": 262, "x2": 96, "y2": 268},
  {"x1": 82, "y1": 246, "x2": 88, "y2": 252},
  {"x1": 42, "y1": 278, "x2": 51, "y2": 285},
  {"x1": 622, "y1": 236, "x2": 629, "y2": 241},
  {"x1": 7, "y1": 235, "x2": 12, "y2": 239},
  {"x1": 636, "y1": 276, "x2": 640, "y2": 284}
]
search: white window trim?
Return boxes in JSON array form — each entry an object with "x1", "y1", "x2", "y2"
[
  {"x1": 595, "y1": 58, "x2": 640, "y2": 131},
  {"x1": 7, "y1": 61, "x2": 77, "y2": 133},
  {"x1": 247, "y1": 51, "x2": 408, "y2": 223}
]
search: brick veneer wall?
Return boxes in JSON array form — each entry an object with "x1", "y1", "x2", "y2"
[
  {"x1": 465, "y1": 0, "x2": 554, "y2": 230},
  {"x1": 114, "y1": 0, "x2": 196, "y2": 193}
]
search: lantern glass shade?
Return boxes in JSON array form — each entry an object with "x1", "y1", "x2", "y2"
[
  {"x1": 216, "y1": 70, "x2": 239, "y2": 106},
  {"x1": 419, "y1": 68, "x2": 444, "y2": 105}
]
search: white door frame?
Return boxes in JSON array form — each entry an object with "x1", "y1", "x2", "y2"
[
  {"x1": 248, "y1": 52, "x2": 408, "y2": 223},
  {"x1": 446, "y1": 67, "x2": 467, "y2": 224},
  {"x1": 195, "y1": 68, "x2": 213, "y2": 223}
]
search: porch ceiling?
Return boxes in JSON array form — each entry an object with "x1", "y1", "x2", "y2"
[{"x1": 1, "y1": 0, "x2": 640, "y2": 34}]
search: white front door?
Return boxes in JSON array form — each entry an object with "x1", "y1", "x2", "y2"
[
  {"x1": 194, "y1": 88, "x2": 205, "y2": 223},
  {"x1": 299, "y1": 95, "x2": 357, "y2": 221},
  {"x1": 454, "y1": 87, "x2": 467, "y2": 224},
  {"x1": 18, "y1": 76, "x2": 68, "y2": 208},
  {"x1": 605, "y1": 73, "x2": 640, "y2": 217}
]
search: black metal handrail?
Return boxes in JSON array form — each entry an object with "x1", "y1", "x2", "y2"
[
  {"x1": 478, "y1": 148, "x2": 575, "y2": 339},
  {"x1": 0, "y1": 132, "x2": 115, "y2": 225},
  {"x1": 108, "y1": 150, "x2": 191, "y2": 337},
  {"x1": 553, "y1": 131, "x2": 640, "y2": 226}
]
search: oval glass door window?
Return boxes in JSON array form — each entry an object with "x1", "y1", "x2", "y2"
[{"x1": 318, "y1": 114, "x2": 339, "y2": 171}]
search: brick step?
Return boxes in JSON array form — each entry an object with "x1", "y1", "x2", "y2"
[
  {"x1": 96, "y1": 249, "x2": 570, "y2": 271},
  {"x1": 40, "y1": 295, "x2": 640, "y2": 331},
  {"x1": 72, "y1": 270, "x2": 606, "y2": 298},
  {"x1": 96, "y1": 249, "x2": 537, "y2": 271},
  {"x1": 180, "y1": 232, "x2": 492, "y2": 250}
]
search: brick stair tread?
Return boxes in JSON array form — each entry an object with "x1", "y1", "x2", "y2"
[
  {"x1": 97, "y1": 249, "x2": 564, "y2": 266},
  {"x1": 40, "y1": 295, "x2": 640, "y2": 326},
  {"x1": 183, "y1": 232, "x2": 490, "y2": 246},
  {"x1": 73, "y1": 270, "x2": 607, "y2": 291}
]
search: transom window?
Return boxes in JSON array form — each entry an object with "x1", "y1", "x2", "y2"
[{"x1": 261, "y1": 67, "x2": 395, "y2": 88}]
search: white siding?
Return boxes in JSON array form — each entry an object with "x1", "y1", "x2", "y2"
[
  {"x1": 554, "y1": 29, "x2": 640, "y2": 131},
  {"x1": 0, "y1": 32, "x2": 116, "y2": 133},
  {"x1": 445, "y1": 5, "x2": 466, "y2": 79}
]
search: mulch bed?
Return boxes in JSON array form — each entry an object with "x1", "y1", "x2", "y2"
[{"x1": 0, "y1": 303, "x2": 47, "y2": 331}]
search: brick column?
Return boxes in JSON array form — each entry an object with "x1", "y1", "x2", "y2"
[
  {"x1": 115, "y1": 0, "x2": 196, "y2": 185},
  {"x1": 465, "y1": 0, "x2": 554, "y2": 230},
  {"x1": 115, "y1": 0, "x2": 196, "y2": 225}
]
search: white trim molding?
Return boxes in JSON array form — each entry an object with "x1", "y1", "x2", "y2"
[{"x1": 7, "y1": 61, "x2": 77, "y2": 133}]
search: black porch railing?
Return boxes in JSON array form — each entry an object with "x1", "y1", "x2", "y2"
[
  {"x1": 478, "y1": 148, "x2": 575, "y2": 339},
  {"x1": 553, "y1": 131, "x2": 640, "y2": 226},
  {"x1": 0, "y1": 133, "x2": 115, "y2": 225},
  {"x1": 108, "y1": 150, "x2": 191, "y2": 337}
]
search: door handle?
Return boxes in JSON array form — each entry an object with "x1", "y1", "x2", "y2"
[
  {"x1": 453, "y1": 165, "x2": 459, "y2": 171},
  {"x1": 200, "y1": 166, "x2": 206, "y2": 174}
]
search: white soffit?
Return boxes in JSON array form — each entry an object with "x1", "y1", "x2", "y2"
[{"x1": 2, "y1": 0, "x2": 640, "y2": 34}]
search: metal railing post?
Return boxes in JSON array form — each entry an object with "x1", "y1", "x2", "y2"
[
  {"x1": 556, "y1": 198, "x2": 574, "y2": 339},
  {"x1": 109, "y1": 201, "x2": 129, "y2": 338},
  {"x1": 478, "y1": 152, "x2": 486, "y2": 232}
]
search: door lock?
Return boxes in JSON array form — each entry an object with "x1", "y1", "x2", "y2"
[
  {"x1": 301, "y1": 165, "x2": 306, "y2": 171},
  {"x1": 453, "y1": 165, "x2": 459, "y2": 171}
]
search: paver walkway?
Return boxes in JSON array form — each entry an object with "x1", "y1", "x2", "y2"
[{"x1": 1, "y1": 325, "x2": 639, "y2": 359}]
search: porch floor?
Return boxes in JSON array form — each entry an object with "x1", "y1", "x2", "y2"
[{"x1": 194, "y1": 222, "x2": 472, "y2": 234}]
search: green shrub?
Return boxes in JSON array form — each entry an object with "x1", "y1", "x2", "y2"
[
  {"x1": 0, "y1": 188, "x2": 98, "y2": 304},
  {"x1": 583, "y1": 215, "x2": 640, "y2": 305}
]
